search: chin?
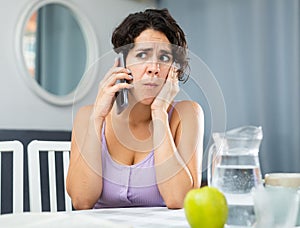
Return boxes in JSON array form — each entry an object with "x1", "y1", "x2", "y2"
[
  {"x1": 140, "y1": 97, "x2": 155, "y2": 106},
  {"x1": 132, "y1": 91, "x2": 157, "y2": 106}
]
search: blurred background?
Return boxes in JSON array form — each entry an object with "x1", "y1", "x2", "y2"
[
  {"x1": 159, "y1": 0, "x2": 300, "y2": 177},
  {"x1": 0, "y1": 0, "x2": 299, "y2": 193}
]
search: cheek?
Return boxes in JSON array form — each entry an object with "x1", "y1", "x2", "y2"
[
  {"x1": 160, "y1": 64, "x2": 172, "y2": 77},
  {"x1": 129, "y1": 66, "x2": 145, "y2": 81},
  {"x1": 160, "y1": 70, "x2": 169, "y2": 80},
  {"x1": 128, "y1": 63, "x2": 170, "y2": 81}
]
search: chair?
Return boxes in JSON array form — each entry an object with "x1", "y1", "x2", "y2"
[
  {"x1": 27, "y1": 140, "x2": 72, "y2": 212},
  {"x1": 0, "y1": 140, "x2": 23, "y2": 214}
]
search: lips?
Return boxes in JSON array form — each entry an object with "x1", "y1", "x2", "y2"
[{"x1": 143, "y1": 82, "x2": 159, "y2": 88}]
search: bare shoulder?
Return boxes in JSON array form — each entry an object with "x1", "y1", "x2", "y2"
[
  {"x1": 74, "y1": 105, "x2": 94, "y2": 123},
  {"x1": 169, "y1": 100, "x2": 204, "y2": 134},
  {"x1": 77, "y1": 105, "x2": 93, "y2": 114},
  {"x1": 170, "y1": 100, "x2": 204, "y2": 146},
  {"x1": 173, "y1": 100, "x2": 204, "y2": 119}
]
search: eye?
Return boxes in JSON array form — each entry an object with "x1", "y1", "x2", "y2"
[
  {"x1": 159, "y1": 54, "x2": 172, "y2": 63},
  {"x1": 136, "y1": 52, "x2": 147, "y2": 59}
]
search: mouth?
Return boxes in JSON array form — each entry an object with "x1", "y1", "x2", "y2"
[{"x1": 143, "y1": 82, "x2": 159, "y2": 89}]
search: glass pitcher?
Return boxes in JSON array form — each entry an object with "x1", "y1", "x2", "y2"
[{"x1": 207, "y1": 125, "x2": 263, "y2": 226}]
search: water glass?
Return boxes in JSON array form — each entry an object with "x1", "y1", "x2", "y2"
[
  {"x1": 252, "y1": 173, "x2": 300, "y2": 228},
  {"x1": 265, "y1": 173, "x2": 300, "y2": 226}
]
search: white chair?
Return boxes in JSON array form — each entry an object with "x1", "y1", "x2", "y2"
[
  {"x1": 27, "y1": 140, "x2": 72, "y2": 212},
  {"x1": 0, "y1": 140, "x2": 23, "y2": 214}
]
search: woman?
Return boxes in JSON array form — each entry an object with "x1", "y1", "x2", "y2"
[{"x1": 66, "y1": 8, "x2": 204, "y2": 209}]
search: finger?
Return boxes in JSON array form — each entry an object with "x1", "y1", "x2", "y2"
[
  {"x1": 172, "y1": 66, "x2": 179, "y2": 80},
  {"x1": 173, "y1": 80, "x2": 180, "y2": 93},
  {"x1": 102, "y1": 58, "x2": 129, "y2": 82},
  {"x1": 165, "y1": 75, "x2": 179, "y2": 97},
  {"x1": 114, "y1": 57, "x2": 120, "y2": 67},
  {"x1": 104, "y1": 72, "x2": 133, "y2": 88},
  {"x1": 100, "y1": 65, "x2": 132, "y2": 87},
  {"x1": 167, "y1": 65, "x2": 178, "y2": 81},
  {"x1": 95, "y1": 81, "x2": 133, "y2": 106},
  {"x1": 109, "y1": 82, "x2": 134, "y2": 94}
]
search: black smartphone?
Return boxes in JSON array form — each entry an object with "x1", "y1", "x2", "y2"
[{"x1": 115, "y1": 52, "x2": 128, "y2": 114}]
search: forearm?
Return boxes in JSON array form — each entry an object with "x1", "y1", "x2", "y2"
[
  {"x1": 67, "y1": 157, "x2": 102, "y2": 209},
  {"x1": 66, "y1": 115, "x2": 103, "y2": 209},
  {"x1": 152, "y1": 111, "x2": 193, "y2": 208}
]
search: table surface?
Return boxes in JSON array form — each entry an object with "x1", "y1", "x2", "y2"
[
  {"x1": 0, "y1": 207, "x2": 299, "y2": 228},
  {"x1": 0, "y1": 207, "x2": 189, "y2": 228}
]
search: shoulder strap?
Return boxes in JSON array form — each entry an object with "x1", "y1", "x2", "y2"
[{"x1": 168, "y1": 101, "x2": 178, "y2": 121}]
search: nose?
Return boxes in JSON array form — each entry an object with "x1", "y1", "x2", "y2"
[{"x1": 147, "y1": 62, "x2": 160, "y2": 77}]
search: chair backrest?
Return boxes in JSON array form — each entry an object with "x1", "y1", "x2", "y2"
[
  {"x1": 0, "y1": 140, "x2": 23, "y2": 214},
  {"x1": 27, "y1": 140, "x2": 72, "y2": 212}
]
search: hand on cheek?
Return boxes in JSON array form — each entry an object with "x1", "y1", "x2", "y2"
[{"x1": 151, "y1": 65, "x2": 179, "y2": 112}]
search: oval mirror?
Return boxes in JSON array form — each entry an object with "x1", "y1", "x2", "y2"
[{"x1": 16, "y1": 0, "x2": 98, "y2": 105}]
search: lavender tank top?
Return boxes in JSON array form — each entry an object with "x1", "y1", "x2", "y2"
[{"x1": 93, "y1": 105, "x2": 176, "y2": 208}]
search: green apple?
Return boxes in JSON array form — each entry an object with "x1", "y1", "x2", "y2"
[{"x1": 184, "y1": 186, "x2": 228, "y2": 228}]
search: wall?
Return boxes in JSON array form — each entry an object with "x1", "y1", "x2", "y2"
[
  {"x1": 0, "y1": 0, "x2": 156, "y2": 131},
  {"x1": 158, "y1": 0, "x2": 300, "y2": 174}
]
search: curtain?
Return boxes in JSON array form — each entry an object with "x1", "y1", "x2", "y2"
[
  {"x1": 36, "y1": 4, "x2": 87, "y2": 96},
  {"x1": 159, "y1": 0, "x2": 300, "y2": 175}
]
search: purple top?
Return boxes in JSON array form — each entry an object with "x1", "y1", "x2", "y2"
[{"x1": 93, "y1": 105, "x2": 176, "y2": 208}]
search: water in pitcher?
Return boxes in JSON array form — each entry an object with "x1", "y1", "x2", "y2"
[
  {"x1": 212, "y1": 154, "x2": 261, "y2": 226},
  {"x1": 208, "y1": 126, "x2": 264, "y2": 226}
]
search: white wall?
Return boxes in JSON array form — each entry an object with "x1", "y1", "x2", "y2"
[{"x1": 0, "y1": 0, "x2": 156, "y2": 131}]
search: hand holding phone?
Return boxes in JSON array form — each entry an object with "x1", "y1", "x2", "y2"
[{"x1": 115, "y1": 53, "x2": 129, "y2": 114}]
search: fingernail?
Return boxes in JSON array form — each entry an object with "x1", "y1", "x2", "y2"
[{"x1": 128, "y1": 74, "x2": 133, "y2": 79}]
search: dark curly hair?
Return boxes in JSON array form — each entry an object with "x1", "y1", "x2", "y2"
[{"x1": 111, "y1": 8, "x2": 189, "y2": 82}]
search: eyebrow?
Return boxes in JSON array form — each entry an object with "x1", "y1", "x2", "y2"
[
  {"x1": 134, "y1": 48, "x2": 172, "y2": 55},
  {"x1": 160, "y1": 50, "x2": 172, "y2": 55},
  {"x1": 135, "y1": 48, "x2": 153, "y2": 52}
]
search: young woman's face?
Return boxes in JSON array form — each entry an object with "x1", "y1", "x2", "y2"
[{"x1": 126, "y1": 29, "x2": 173, "y2": 105}]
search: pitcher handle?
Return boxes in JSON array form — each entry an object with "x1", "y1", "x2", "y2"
[{"x1": 207, "y1": 143, "x2": 216, "y2": 186}]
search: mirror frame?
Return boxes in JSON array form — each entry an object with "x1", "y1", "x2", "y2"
[{"x1": 15, "y1": 0, "x2": 98, "y2": 106}]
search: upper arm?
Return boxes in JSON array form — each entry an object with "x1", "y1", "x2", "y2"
[
  {"x1": 171, "y1": 101, "x2": 204, "y2": 188},
  {"x1": 67, "y1": 105, "x2": 103, "y2": 208},
  {"x1": 69, "y1": 105, "x2": 93, "y2": 165}
]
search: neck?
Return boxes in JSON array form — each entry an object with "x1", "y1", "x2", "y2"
[
  {"x1": 112, "y1": 100, "x2": 152, "y2": 126},
  {"x1": 129, "y1": 102, "x2": 152, "y2": 126}
]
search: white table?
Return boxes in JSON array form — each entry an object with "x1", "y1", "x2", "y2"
[
  {"x1": 0, "y1": 207, "x2": 299, "y2": 228},
  {"x1": 0, "y1": 207, "x2": 190, "y2": 228}
]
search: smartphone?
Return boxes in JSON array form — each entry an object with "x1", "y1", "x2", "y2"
[{"x1": 115, "y1": 52, "x2": 128, "y2": 114}]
